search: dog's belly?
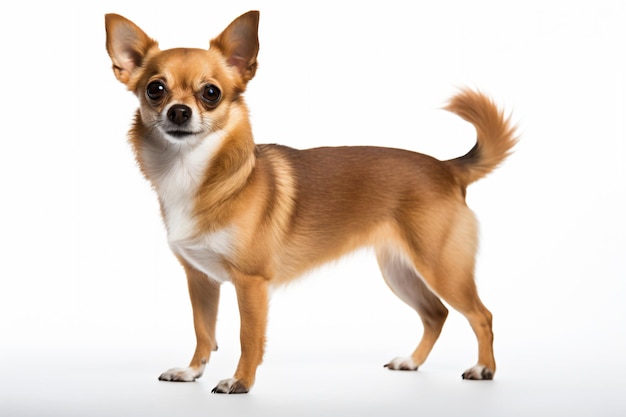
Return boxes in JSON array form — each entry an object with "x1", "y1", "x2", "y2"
[{"x1": 169, "y1": 228, "x2": 234, "y2": 283}]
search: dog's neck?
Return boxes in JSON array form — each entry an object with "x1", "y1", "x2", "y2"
[{"x1": 130, "y1": 110, "x2": 257, "y2": 235}]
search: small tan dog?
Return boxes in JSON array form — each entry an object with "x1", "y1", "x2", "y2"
[{"x1": 105, "y1": 10, "x2": 517, "y2": 393}]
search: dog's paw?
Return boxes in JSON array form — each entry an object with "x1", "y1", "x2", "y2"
[
  {"x1": 461, "y1": 365, "x2": 494, "y2": 380},
  {"x1": 158, "y1": 366, "x2": 203, "y2": 382},
  {"x1": 384, "y1": 357, "x2": 419, "y2": 371},
  {"x1": 211, "y1": 378, "x2": 249, "y2": 394}
]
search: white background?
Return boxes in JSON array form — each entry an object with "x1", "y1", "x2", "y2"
[{"x1": 1, "y1": 0, "x2": 625, "y2": 416}]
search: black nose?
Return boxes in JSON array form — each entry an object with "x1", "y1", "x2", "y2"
[{"x1": 167, "y1": 104, "x2": 192, "y2": 125}]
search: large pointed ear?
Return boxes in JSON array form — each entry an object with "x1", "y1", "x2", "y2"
[
  {"x1": 210, "y1": 11, "x2": 260, "y2": 83},
  {"x1": 105, "y1": 14, "x2": 159, "y2": 86}
]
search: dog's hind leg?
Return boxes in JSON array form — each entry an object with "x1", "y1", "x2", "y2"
[
  {"x1": 426, "y1": 267, "x2": 495, "y2": 380},
  {"x1": 400, "y1": 207, "x2": 496, "y2": 380},
  {"x1": 420, "y1": 209, "x2": 496, "y2": 380},
  {"x1": 379, "y1": 203, "x2": 495, "y2": 379},
  {"x1": 377, "y1": 248, "x2": 449, "y2": 371}
]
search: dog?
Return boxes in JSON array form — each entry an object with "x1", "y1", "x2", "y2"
[{"x1": 105, "y1": 10, "x2": 517, "y2": 394}]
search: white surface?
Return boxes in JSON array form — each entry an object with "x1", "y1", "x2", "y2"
[{"x1": 1, "y1": 1, "x2": 625, "y2": 416}]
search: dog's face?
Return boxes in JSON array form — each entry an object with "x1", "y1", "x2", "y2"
[
  {"x1": 133, "y1": 48, "x2": 241, "y2": 145},
  {"x1": 105, "y1": 12, "x2": 259, "y2": 146}
]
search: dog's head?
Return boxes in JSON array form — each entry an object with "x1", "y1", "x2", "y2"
[{"x1": 105, "y1": 11, "x2": 259, "y2": 145}]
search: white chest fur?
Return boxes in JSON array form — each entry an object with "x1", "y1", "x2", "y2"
[{"x1": 142, "y1": 131, "x2": 234, "y2": 283}]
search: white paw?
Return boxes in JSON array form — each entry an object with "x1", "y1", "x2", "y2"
[
  {"x1": 158, "y1": 366, "x2": 203, "y2": 382},
  {"x1": 384, "y1": 356, "x2": 419, "y2": 371},
  {"x1": 211, "y1": 378, "x2": 249, "y2": 394},
  {"x1": 462, "y1": 364, "x2": 494, "y2": 380}
]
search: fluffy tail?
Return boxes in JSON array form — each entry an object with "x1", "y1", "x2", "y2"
[{"x1": 445, "y1": 89, "x2": 518, "y2": 186}]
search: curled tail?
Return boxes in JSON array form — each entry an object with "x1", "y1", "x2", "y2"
[{"x1": 445, "y1": 89, "x2": 518, "y2": 186}]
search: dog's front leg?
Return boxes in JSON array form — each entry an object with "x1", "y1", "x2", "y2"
[
  {"x1": 159, "y1": 259, "x2": 220, "y2": 382},
  {"x1": 212, "y1": 272, "x2": 268, "y2": 394}
]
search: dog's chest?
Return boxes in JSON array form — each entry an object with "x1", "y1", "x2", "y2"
[
  {"x1": 168, "y1": 225, "x2": 234, "y2": 284},
  {"x1": 144, "y1": 137, "x2": 234, "y2": 283}
]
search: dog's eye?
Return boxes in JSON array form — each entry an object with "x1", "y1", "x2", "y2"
[
  {"x1": 202, "y1": 84, "x2": 221, "y2": 107},
  {"x1": 146, "y1": 81, "x2": 166, "y2": 100}
]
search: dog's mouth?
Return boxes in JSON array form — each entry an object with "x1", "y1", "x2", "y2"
[{"x1": 166, "y1": 130, "x2": 196, "y2": 139}]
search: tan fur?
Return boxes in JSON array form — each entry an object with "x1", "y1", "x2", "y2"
[{"x1": 105, "y1": 11, "x2": 518, "y2": 393}]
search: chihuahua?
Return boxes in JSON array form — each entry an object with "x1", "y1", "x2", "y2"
[{"x1": 105, "y1": 11, "x2": 517, "y2": 393}]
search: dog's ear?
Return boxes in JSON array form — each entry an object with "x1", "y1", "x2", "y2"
[
  {"x1": 105, "y1": 14, "x2": 159, "y2": 86},
  {"x1": 210, "y1": 11, "x2": 260, "y2": 84}
]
